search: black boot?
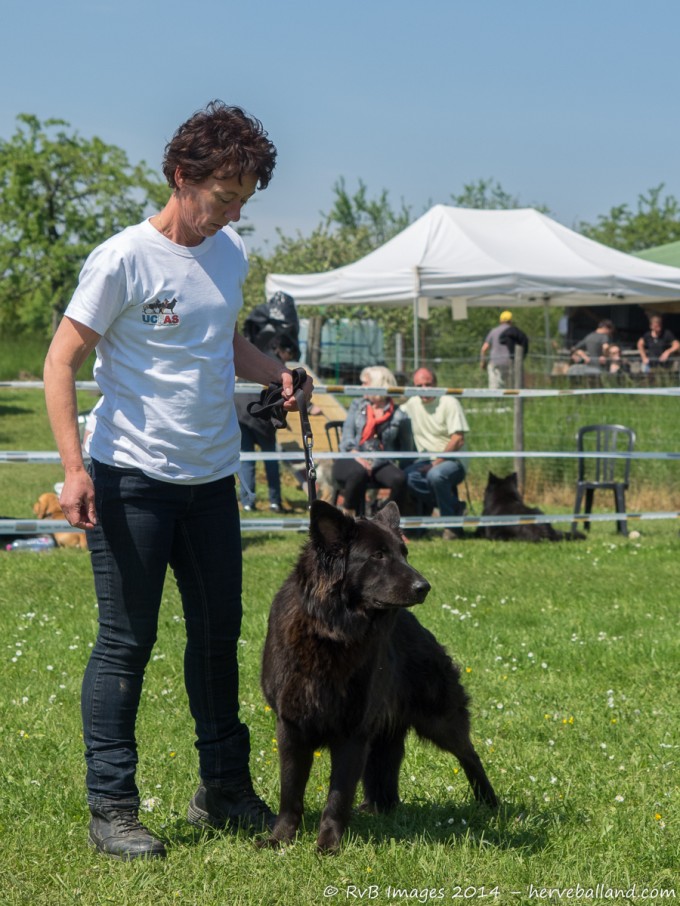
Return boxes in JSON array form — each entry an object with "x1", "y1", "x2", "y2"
[
  {"x1": 187, "y1": 777, "x2": 275, "y2": 832},
  {"x1": 89, "y1": 805, "x2": 167, "y2": 860}
]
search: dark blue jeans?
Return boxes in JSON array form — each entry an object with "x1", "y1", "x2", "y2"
[
  {"x1": 404, "y1": 459, "x2": 466, "y2": 516},
  {"x1": 83, "y1": 460, "x2": 248, "y2": 808},
  {"x1": 238, "y1": 423, "x2": 281, "y2": 508}
]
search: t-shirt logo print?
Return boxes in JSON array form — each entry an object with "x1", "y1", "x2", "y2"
[{"x1": 141, "y1": 297, "x2": 180, "y2": 326}]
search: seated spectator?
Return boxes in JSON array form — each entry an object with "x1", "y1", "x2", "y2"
[
  {"x1": 636, "y1": 315, "x2": 680, "y2": 372},
  {"x1": 399, "y1": 367, "x2": 468, "y2": 540},
  {"x1": 570, "y1": 319, "x2": 622, "y2": 373},
  {"x1": 332, "y1": 366, "x2": 410, "y2": 516}
]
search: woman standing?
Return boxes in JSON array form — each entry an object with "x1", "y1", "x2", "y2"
[{"x1": 44, "y1": 101, "x2": 311, "y2": 860}]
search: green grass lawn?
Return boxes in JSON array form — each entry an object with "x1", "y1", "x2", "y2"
[
  {"x1": 0, "y1": 382, "x2": 677, "y2": 904},
  {"x1": 0, "y1": 526, "x2": 677, "y2": 906}
]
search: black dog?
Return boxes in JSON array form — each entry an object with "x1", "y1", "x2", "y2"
[
  {"x1": 478, "y1": 471, "x2": 583, "y2": 541},
  {"x1": 260, "y1": 500, "x2": 498, "y2": 852}
]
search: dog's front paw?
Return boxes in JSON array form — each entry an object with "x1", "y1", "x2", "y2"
[
  {"x1": 316, "y1": 825, "x2": 343, "y2": 854},
  {"x1": 256, "y1": 815, "x2": 298, "y2": 849},
  {"x1": 256, "y1": 835, "x2": 284, "y2": 850},
  {"x1": 358, "y1": 796, "x2": 399, "y2": 814}
]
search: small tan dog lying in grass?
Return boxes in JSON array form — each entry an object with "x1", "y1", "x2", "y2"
[{"x1": 32, "y1": 492, "x2": 88, "y2": 549}]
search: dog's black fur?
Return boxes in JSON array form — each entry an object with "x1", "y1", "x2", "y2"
[
  {"x1": 478, "y1": 471, "x2": 584, "y2": 541},
  {"x1": 260, "y1": 500, "x2": 497, "y2": 852}
]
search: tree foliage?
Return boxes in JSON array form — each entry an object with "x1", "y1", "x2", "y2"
[
  {"x1": 579, "y1": 184, "x2": 680, "y2": 252},
  {"x1": 328, "y1": 177, "x2": 411, "y2": 247},
  {"x1": 243, "y1": 179, "x2": 415, "y2": 337},
  {"x1": 451, "y1": 177, "x2": 522, "y2": 211},
  {"x1": 0, "y1": 114, "x2": 168, "y2": 335}
]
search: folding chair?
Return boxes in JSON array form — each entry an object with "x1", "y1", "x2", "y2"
[
  {"x1": 324, "y1": 420, "x2": 344, "y2": 453},
  {"x1": 572, "y1": 424, "x2": 636, "y2": 536}
]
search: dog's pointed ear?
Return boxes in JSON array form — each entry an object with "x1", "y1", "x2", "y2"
[
  {"x1": 309, "y1": 500, "x2": 352, "y2": 550},
  {"x1": 373, "y1": 500, "x2": 401, "y2": 534},
  {"x1": 488, "y1": 471, "x2": 497, "y2": 483}
]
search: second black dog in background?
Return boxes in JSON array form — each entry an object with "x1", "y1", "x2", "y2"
[{"x1": 478, "y1": 471, "x2": 584, "y2": 541}]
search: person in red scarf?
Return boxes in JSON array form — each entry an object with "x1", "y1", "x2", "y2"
[{"x1": 332, "y1": 366, "x2": 412, "y2": 515}]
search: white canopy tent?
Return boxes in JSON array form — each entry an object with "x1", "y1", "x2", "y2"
[{"x1": 266, "y1": 205, "x2": 680, "y2": 364}]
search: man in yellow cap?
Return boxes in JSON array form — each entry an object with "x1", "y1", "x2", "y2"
[{"x1": 479, "y1": 310, "x2": 529, "y2": 389}]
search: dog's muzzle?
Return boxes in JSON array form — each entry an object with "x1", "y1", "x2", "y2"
[{"x1": 411, "y1": 576, "x2": 431, "y2": 603}]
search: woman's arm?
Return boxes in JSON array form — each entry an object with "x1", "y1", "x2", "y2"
[
  {"x1": 233, "y1": 331, "x2": 312, "y2": 408},
  {"x1": 44, "y1": 316, "x2": 101, "y2": 528},
  {"x1": 339, "y1": 399, "x2": 361, "y2": 452}
]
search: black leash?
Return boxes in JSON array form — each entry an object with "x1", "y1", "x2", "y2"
[
  {"x1": 294, "y1": 382, "x2": 317, "y2": 506},
  {"x1": 246, "y1": 367, "x2": 317, "y2": 506}
]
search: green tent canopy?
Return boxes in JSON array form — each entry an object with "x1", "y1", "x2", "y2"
[{"x1": 635, "y1": 239, "x2": 680, "y2": 268}]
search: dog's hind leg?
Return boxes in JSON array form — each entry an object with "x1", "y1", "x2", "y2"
[
  {"x1": 454, "y1": 743, "x2": 498, "y2": 808},
  {"x1": 263, "y1": 719, "x2": 315, "y2": 848},
  {"x1": 359, "y1": 729, "x2": 407, "y2": 813},
  {"x1": 316, "y1": 737, "x2": 369, "y2": 853},
  {"x1": 415, "y1": 713, "x2": 498, "y2": 809}
]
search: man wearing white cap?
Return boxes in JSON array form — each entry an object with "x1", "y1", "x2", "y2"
[{"x1": 480, "y1": 310, "x2": 528, "y2": 389}]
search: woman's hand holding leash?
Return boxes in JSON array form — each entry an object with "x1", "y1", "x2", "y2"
[{"x1": 280, "y1": 369, "x2": 313, "y2": 412}]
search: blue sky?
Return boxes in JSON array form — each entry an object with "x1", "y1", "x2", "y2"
[{"x1": 3, "y1": 0, "x2": 680, "y2": 251}]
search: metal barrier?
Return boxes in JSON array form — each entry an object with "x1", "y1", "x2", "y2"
[{"x1": 2, "y1": 381, "x2": 678, "y2": 535}]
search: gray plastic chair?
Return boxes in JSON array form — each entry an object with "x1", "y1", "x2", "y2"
[{"x1": 572, "y1": 424, "x2": 636, "y2": 536}]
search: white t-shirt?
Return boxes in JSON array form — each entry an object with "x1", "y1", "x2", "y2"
[
  {"x1": 400, "y1": 395, "x2": 469, "y2": 466},
  {"x1": 65, "y1": 219, "x2": 248, "y2": 483}
]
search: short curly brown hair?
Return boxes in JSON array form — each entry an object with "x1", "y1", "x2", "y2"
[{"x1": 162, "y1": 100, "x2": 277, "y2": 190}]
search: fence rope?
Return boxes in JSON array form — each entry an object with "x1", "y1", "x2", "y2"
[
  {"x1": 1, "y1": 380, "x2": 680, "y2": 398},
  {"x1": 1, "y1": 510, "x2": 677, "y2": 538},
  {"x1": 1, "y1": 449, "x2": 677, "y2": 464}
]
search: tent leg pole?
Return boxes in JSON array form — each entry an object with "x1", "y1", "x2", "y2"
[
  {"x1": 544, "y1": 301, "x2": 551, "y2": 375},
  {"x1": 395, "y1": 332, "x2": 403, "y2": 375},
  {"x1": 413, "y1": 297, "x2": 419, "y2": 370},
  {"x1": 513, "y1": 346, "x2": 525, "y2": 493}
]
